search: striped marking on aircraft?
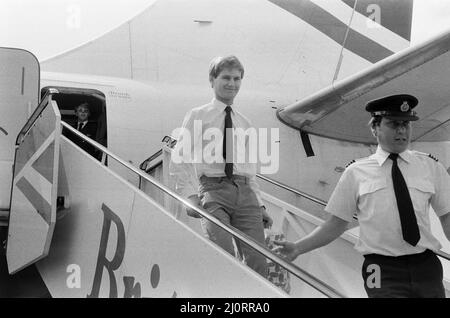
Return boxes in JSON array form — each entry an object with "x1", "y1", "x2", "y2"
[
  {"x1": 13, "y1": 131, "x2": 56, "y2": 226},
  {"x1": 269, "y1": 0, "x2": 400, "y2": 63},
  {"x1": 311, "y1": 0, "x2": 409, "y2": 52}
]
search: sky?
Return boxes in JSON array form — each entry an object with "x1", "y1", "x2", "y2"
[
  {"x1": 0, "y1": 0, "x2": 449, "y2": 60},
  {"x1": 0, "y1": 0, "x2": 154, "y2": 60},
  {"x1": 411, "y1": 0, "x2": 450, "y2": 44}
]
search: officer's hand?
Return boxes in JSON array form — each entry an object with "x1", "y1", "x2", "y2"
[
  {"x1": 273, "y1": 240, "x2": 299, "y2": 262},
  {"x1": 261, "y1": 206, "x2": 273, "y2": 229},
  {"x1": 186, "y1": 195, "x2": 202, "y2": 218}
]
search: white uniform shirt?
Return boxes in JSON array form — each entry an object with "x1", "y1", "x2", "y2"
[
  {"x1": 169, "y1": 98, "x2": 263, "y2": 205},
  {"x1": 326, "y1": 146, "x2": 450, "y2": 256}
]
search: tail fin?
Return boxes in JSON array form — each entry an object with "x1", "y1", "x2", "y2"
[
  {"x1": 333, "y1": 0, "x2": 414, "y2": 80},
  {"x1": 269, "y1": 0, "x2": 414, "y2": 71},
  {"x1": 342, "y1": 0, "x2": 414, "y2": 42}
]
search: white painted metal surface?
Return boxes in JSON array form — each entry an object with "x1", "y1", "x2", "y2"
[
  {"x1": 278, "y1": 29, "x2": 450, "y2": 144},
  {"x1": 0, "y1": 48, "x2": 39, "y2": 209},
  {"x1": 7, "y1": 99, "x2": 60, "y2": 274},
  {"x1": 36, "y1": 137, "x2": 286, "y2": 297}
]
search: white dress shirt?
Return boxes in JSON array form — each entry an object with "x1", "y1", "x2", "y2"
[
  {"x1": 169, "y1": 98, "x2": 263, "y2": 206},
  {"x1": 326, "y1": 145, "x2": 450, "y2": 256}
]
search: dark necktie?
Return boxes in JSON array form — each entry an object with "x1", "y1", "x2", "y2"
[
  {"x1": 223, "y1": 106, "x2": 233, "y2": 179},
  {"x1": 77, "y1": 122, "x2": 82, "y2": 131},
  {"x1": 389, "y1": 153, "x2": 420, "y2": 246}
]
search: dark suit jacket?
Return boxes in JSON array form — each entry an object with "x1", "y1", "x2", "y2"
[{"x1": 64, "y1": 121, "x2": 99, "y2": 159}]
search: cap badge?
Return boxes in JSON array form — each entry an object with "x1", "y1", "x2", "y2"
[{"x1": 400, "y1": 101, "x2": 410, "y2": 112}]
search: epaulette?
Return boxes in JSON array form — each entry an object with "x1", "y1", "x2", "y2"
[
  {"x1": 345, "y1": 159, "x2": 356, "y2": 168},
  {"x1": 428, "y1": 153, "x2": 439, "y2": 162},
  {"x1": 414, "y1": 151, "x2": 439, "y2": 162}
]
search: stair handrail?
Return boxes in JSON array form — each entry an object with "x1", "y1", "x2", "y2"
[
  {"x1": 257, "y1": 174, "x2": 327, "y2": 207},
  {"x1": 61, "y1": 122, "x2": 346, "y2": 298},
  {"x1": 256, "y1": 174, "x2": 450, "y2": 262},
  {"x1": 16, "y1": 88, "x2": 59, "y2": 146}
]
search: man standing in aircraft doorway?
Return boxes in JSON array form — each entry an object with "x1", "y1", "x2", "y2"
[
  {"x1": 65, "y1": 102, "x2": 99, "y2": 160},
  {"x1": 275, "y1": 94, "x2": 450, "y2": 298},
  {"x1": 169, "y1": 55, "x2": 272, "y2": 278}
]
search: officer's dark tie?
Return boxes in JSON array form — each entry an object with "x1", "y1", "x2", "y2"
[
  {"x1": 77, "y1": 122, "x2": 82, "y2": 131},
  {"x1": 223, "y1": 106, "x2": 233, "y2": 179},
  {"x1": 389, "y1": 153, "x2": 420, "y2": 246}
]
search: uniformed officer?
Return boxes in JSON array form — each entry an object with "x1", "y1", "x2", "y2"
[{"x1": 275, "y1": 94, "x2": 450, "y2": 297}]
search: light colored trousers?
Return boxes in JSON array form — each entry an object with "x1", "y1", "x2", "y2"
[{"x1": 198, "y1": 175, "x2": 267, "y2": 277}]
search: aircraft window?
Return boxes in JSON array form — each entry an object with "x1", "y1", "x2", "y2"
[{"x1": 40, "y1": 87, "x2": 107, "y2": 160}]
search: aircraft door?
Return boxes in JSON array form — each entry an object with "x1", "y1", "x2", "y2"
[
  {"x1": 0, "y1": 48, "x2": 40, "y2": 210},
  {"x1": 6, "y1": 92, "x2": 61, "y2": 274}
]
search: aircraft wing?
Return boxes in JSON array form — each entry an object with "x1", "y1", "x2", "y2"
[{"x1": 277, "y1": 29, "x2": 450, "y2": 145}]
